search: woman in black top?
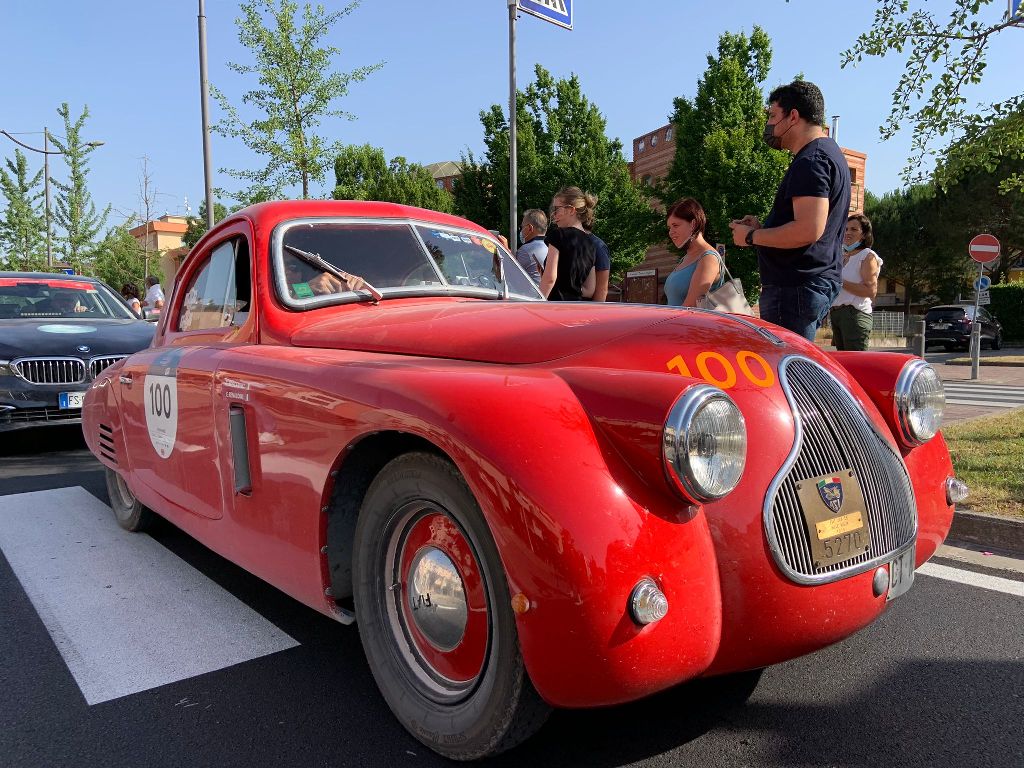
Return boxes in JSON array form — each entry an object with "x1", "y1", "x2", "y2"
[{"x1": 539, "y1": 186, "x2": 598, "y2": 301}]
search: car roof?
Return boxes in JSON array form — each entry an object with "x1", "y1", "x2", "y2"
[{"x1": 0, "y1": 271, "x2": 100, "y2": 283}]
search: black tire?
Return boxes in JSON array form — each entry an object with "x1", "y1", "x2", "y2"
[
  {"x1": 104, "y1": 468, "x2": 156, "y2": 532},
  {"x1": 992, "y1": 332, "x2": 1002, "y2": 351},
  {"x1": 353, "y1": 452, "x2": 549, "y2": 760}
]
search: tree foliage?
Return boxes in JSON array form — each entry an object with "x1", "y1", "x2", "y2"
[
  {"x1": 662, "y1": 27, "x2": 791, "y2": 301},
  {"x1": 0, "y1": 148, "x2": 46, "y2": 271},
  {"x1": 183, "y1": 200, "x2": 230, "y2": 249},
  {"x1": 213, "y1": 0, "x2": 384, "y2": 201},
  {"x1": 452, "y1": 65, "x2": 658, "y2": 275},
  {"x1": 842, "y1": 0, "x2": 1024, "y2": 192},
  {"x1": 49, "y1": 103, "x2": 109, "y2": 272},
  {"x1": 332, "y1": 145, "x2": 454, "y2": 212},
  {"x1": 92, "y1": 224, "x2": 150, "y2": 293}
]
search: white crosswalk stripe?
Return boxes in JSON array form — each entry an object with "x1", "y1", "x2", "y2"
[{"x1": 942, "y1": 381, "x2": 1024, "y2": 409}]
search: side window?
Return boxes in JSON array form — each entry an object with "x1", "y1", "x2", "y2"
[{"x1": 177, "y1": 239, "x2": 248, "y2": 332}]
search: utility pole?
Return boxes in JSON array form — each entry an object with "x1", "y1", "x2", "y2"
[{"x1": 199, "y1": 0, "x2": 215, "y2": 230}]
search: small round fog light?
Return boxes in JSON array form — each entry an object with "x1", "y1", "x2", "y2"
[
  {"x1": 945, "y1": 477, "x2": 969, "y2": 505},
  {"x1": 629, "y1": 578, "x2": 668, "y2": 626}
]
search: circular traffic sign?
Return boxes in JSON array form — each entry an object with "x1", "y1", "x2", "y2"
[
  {"x1": 974, "y1": 275, "x2": 992, "y2": 291},
  {"x1": 968, "y1": 233, "x2": 1000, "y2": 264}
]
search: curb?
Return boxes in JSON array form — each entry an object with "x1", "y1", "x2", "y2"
[
  {"x1": 944, "y1": 360, "x2": 1024, "y2": 367},
  {"x1": 950, "y1": 508, "x2": 1024, "y2": 555}
]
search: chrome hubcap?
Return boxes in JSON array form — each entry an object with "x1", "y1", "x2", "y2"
[{"x1": 407, "y1": 547, "x2": 468, "y2": 651}]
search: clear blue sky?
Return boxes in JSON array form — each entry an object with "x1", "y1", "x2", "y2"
[{"x1": 3, "y1": 0, "x2": 1019, "y2": 227}]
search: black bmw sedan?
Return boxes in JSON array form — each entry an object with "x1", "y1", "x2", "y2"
[{"x1": 0, "y1": 272, "x2": 155, "y2": 432}]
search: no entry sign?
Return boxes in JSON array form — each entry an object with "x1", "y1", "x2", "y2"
[{"x1": 968, "y1": 233, "x2": 1001, "y2": 264}]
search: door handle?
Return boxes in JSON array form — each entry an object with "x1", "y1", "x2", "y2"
[{"x1": 119, "y1": 373, "x2": 133, "y2": 386}]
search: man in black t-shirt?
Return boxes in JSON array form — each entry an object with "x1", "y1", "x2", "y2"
[{"x1": 729, "y1": 81, "x2": 850, "y2": 341}]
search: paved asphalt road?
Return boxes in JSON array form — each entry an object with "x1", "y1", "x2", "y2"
[{"x1": 1, "y1": 426, "x2": 1022, "y2": 768}]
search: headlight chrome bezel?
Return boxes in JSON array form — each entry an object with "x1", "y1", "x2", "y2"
[
  {"x1": 662, "y1": 384, "x2": 747, "y2": 503},
  {"x1": 894, "y1": 359, "x2": 944, "y2": 447}
]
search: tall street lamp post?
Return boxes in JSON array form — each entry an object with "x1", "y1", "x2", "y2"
[{"x1": 0, "y1": 128, "x2": 104, "y2": 268}]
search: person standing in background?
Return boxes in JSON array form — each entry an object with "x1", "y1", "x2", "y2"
[
  {"x1": 583, "y1": 225, "x2": 611, "y2": 301},
  {"x1": 729, "y1": 80, "x2": 850, "y2": 341},
  {"x1": 540, "y1": 186, "x2": 597, "y2": 301},
  {"x1": 829, "y1": 213, "x2": 882, "y2": 351},
  {"x1": 142, "y1": 275, "x2": 165, "y2": 312},
  {"x1": 515, "y1": 209, "x2": 548, "y2": 283},
  {"x1": 664, "y1": 198, "x2": 724, "y2": 307},
  {"x1": 121, "y1": 283, "x2": 142, "y2": 316}
]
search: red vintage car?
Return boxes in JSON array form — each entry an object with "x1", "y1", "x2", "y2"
[{"x1": 83, "y1": 200, "x2": 964, "y2": 761}]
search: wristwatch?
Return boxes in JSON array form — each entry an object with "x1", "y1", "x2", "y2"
[{"x1": 745, "y1": 228, "x2": 756, "y2": 246}]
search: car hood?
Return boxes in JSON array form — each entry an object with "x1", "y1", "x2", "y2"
[
  {"x1": 289, "y1": 301, "x2": 784, "y2": 365},
  {"x1": 0, "y1": 318, "x2": 155, "y2": 359}
]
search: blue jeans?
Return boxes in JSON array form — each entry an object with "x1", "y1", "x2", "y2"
[{"x1": 759, "y1": 276, "x2": 840, "y2": 342}]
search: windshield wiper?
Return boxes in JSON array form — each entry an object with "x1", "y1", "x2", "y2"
[{"x1": 283, "y1": 244, "x2": 383, "y2": 304}]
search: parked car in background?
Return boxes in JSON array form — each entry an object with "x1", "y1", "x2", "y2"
[
  {"x1": 83, "y1": 201, "x2": 961, "y2": 760},
  {"x1": 925, "y1": 304, "x2": 1003, "y2": 351},
  {"x1": 0, "y1": 273, "x2": 155, "y2": 432}
]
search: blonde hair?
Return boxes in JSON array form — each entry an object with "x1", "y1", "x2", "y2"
[{"x1": 553, "y1": 186, "x2": 598, "y2": 229}]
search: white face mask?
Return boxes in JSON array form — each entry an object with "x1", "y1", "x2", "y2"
[{"x1": 519, "y1": 229, "x2": 528, "y2": 245}]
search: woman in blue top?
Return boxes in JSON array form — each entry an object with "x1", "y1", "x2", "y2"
[{"x1": 664, "y1": 198, "x2": 724, "y2": 307}]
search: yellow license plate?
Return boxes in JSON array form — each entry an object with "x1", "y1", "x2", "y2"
[{"x1": 815, "y1": 511, "x2": 865, "y2": 540}]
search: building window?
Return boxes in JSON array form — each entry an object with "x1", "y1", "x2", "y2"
[
  {"x1": 665, "y1": 127, "x2": 673, "y2": 141},
  {"x1": 638, "y1": 139, "x2": 645, "y2": 153},
  {"x1": 436, "y1": 179, "x2": 445, "y2": 189},
  {"x1": 651, "y1": 134, "x2": 658, "y2": 147},
  {"x1": 641, "y1": 175, "x2": 652, "y2": 186}
]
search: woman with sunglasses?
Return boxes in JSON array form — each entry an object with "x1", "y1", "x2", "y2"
[{"x1": 539, "y1": 186, "x2": 598, "y2": 301}]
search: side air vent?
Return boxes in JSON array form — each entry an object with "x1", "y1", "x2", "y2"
[{"x1": 98, "y1": 423, "x2": 117, "y2": 465}]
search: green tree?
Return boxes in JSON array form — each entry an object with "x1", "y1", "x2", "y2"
[
  {"x1": 842, "y1": 0, "x2": 1024, "y2": 192},
  {"x1": 213, "y1": 0, "x2": 384, "y2": 201},
  {"x1": 868, "y1": 185, "x2": 971, "y2": 310},
  {"x1": 0, "y1": 149, "x2": 46, "y2": 271},
  {"x1": 453, "y1": 65, "x2": 657, "y2": 275},
  {"x1": 662, "y1": 27, "x2": 790, "y2": 302},
  {"x1": 183, "y1": 200, "x2": 230, "y2": 249},
  {"x1": 48, "y1": 103, "x2": 110, "y2": 272},
  {"x1": 92, "y1": 224, "x2": 149, "y2": 293},
  {"x1": 332, "y1": 144, "x2": 454, "y2": 212}
]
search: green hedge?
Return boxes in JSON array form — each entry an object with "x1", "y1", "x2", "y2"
[{"x1": 990, "y1": 282, "x2": 1024, "y2": 341}]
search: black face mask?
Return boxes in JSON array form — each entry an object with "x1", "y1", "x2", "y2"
[{"x1": 763, "y1": 118, "x2": 792, "y2": 150}]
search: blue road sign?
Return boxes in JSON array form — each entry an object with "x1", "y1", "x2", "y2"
[
  {"x1": 974, "y1": 275, "x2": 992, "y2": 291},
  {"x1": 518, "y1": 0, "x2": 572, "y2": 30},
  {"x1": 62, "y1": 268, "x2": 75, "y2": 275}
]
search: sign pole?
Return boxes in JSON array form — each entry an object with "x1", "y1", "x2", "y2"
[
  {"x1": 508, "y1": 0, "x2": 517, "y2": 251},
  {"x1": 971, "y1": 262, "x2": 983, "y2": 380}
]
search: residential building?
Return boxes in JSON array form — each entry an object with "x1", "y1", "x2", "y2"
[
  {"x1": 424, "y1": 161, "x2": 462, "y2": 192},
  {"x1": 128, "y1": 214, "x2": 189, "y2": 289}
]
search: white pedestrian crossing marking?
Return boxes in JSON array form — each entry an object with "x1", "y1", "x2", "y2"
[
  {"x1": 943, "y1": 381, "x2": 1024, "y2": 409},
  {"x1": 0, "y1": 487, "x2": 298, "y2": 705},
  {"x1": 919, "y1": 562, "x2": 1024, "y2": 598}
]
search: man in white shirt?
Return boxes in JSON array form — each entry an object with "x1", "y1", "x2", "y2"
[{"x1": 143, "y1": 276, "x2": 165, "y2": 312}]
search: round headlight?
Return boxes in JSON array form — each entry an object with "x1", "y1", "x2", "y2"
[
  {"x1": 894, "y1": 360, "x2": 944, "y2": 445},
  {"x1": 663, "y1": 385, "x2": 746, "y2": 502}
]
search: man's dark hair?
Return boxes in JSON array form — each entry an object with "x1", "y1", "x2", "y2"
[{"x1": 768, "y1": 80, "x2": 826, "y2": 127}]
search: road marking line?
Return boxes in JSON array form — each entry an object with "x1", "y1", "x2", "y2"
[
  {"x1": 0, "y1": 487, "x2": 299, "y2": 705},
  {"x1": 918, "y1": 562, "x2": 1024, "y2": 598}
]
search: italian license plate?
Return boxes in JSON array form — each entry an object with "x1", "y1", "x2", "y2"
[
  {"x1": 796, "y1": 469, "x2": 872, "y2": 570},
  {"x1": 886, "y1": 546, "x2": 915, "y2": 602},
  {"x1": 931, "y1": 322, "x2": 950, "y2": 330},
  {"x1": 59, "y1": 391, "x2": 86, "y2": 409}
]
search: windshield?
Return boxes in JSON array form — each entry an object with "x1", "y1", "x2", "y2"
[
  {"x1": 0, "y1": 278, "x2": 136, "y2": 320},
  {"x1": 273, "y1": 219, "x2": 543, "y2": 307}
]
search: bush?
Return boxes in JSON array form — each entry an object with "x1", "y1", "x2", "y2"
[{"x1": 990, "y1": 282, "x2": 1024, "y2": 340}]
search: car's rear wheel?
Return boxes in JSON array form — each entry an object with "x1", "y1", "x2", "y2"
[
  {"x1": 353, "y1": 452, "x2": 549, "y2": 760},
  {"x1": 104, "y1": 468, "x2": 155, "y2": 532}
]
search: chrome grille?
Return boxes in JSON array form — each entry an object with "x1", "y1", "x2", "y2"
[
  {"x1": 12, "y1": 358, "x2": 86, "y2": 385},
  {"x1": 89, "y1": 355, "x2": 126, "y2": 378},
  {"x1": 765, "y1": 357, "x2": 917, "y2": 584}
]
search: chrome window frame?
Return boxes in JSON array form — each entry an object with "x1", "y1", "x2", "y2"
[{"x1": 270, "y1": 216, "x2": 544, "y2": 311}]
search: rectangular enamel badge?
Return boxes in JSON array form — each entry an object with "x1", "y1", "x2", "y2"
[{"x1": 796, "y1": 469, "x2": 871, "y2": 570}]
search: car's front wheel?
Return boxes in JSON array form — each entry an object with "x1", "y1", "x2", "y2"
[
  {"x1": 992, "y1": 331, "x2": 1002, "y2": 350},
  {"x1": 104, "y1": 468, "x2": 155, "y2": 532},
  {"x1": 353, "y1": 452, "x2": 549, "y2": 760}
]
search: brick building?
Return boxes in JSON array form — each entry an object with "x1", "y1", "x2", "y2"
[{"x1": 424, "y1": 161, "x2": 462, "y2": 192}]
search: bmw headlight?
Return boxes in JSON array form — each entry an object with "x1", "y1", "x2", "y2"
[
  {"x1": 0, "y1": 360, "x2": 15, "y2": 377},
  {"x1": 894, "y1": 360, "x2": 944, "y2": 446},
  {"x1": 663, "y1": 385, "x2": 746, "y2": 502}
]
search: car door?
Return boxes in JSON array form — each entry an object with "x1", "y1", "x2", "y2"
[{"x1": 161, "y1": 231, "x2": 256, "y2": 521}]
